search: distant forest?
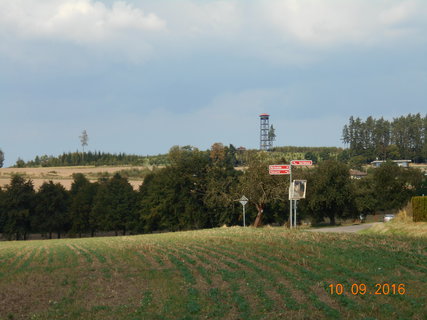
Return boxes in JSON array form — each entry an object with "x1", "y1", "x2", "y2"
[
  {"x1": 14, "y1": 151, "x2": 168, "y2": 167},
  {"x1": 342, "y1": 113, "x2": 427, "y2": 163},
  {"x1": 14, "y1": 146, "x2": 345, "y2": 168},
  {"x1": 4, "y1": 113, "x2": 427, "y2": 169}
]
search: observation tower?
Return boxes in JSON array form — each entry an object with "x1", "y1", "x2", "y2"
[{"x1": 259, "y1": 113, "x2": 271, "y2": 151}]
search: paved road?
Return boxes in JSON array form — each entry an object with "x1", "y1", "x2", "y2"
[{"x1": 307, "y1": 222, "x2": 381, "y2": 233}]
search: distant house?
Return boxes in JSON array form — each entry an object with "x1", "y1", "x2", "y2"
[
  {"x1": 237, "y1": 146, "x2": 247, "y2": 152},
  {"x1": 349, "y1": 169, "x2": 367, "y2": 179},
  {"x1": 371, "y1": 160, "x2": 412, "y2": 168}
]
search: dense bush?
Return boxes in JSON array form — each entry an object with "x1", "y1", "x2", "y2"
[{"x1": 412, "y1": 196, "x2": 427, "y2": 222}]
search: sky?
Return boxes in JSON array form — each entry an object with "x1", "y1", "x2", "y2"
[{"x1": 1, "y1": 0, "x2": 427, "y2": 167}]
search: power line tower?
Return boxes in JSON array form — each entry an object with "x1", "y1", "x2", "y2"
[{"x1": 259, "y1": 113, "x2": 271, "y2": 151}]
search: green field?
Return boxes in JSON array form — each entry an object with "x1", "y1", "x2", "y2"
[{"x1": 0, "y1": 227, "x2": 426, "y2": 320}]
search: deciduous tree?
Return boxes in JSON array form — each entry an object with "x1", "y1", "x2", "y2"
[
  {"x1": 238, "y1": 157, "x2": 288, "y2": 227},
  {"x1": 305, "y1": 160, "x2": 354, "y2": 225},
  {"x1": 372, "y1": 162, "x2": 423, "y2": 211}
]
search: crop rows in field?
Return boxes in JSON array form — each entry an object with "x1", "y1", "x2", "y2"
[{"x1": 0, "y1": 228, "x2": 426, "y2": 320}]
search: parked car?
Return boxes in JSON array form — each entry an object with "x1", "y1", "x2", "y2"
[{"x1": 383, "y1": 214, "x2": 395, "y2": 222}]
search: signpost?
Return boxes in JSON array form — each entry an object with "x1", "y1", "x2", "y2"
[
  {"x1": 269, "y1": 164, "x2": 292, "y2": 228},
  {"x1": 239, "y1": 195, "x2": 248, "y2": 227},
  {"x1": 290, "y1": 160, "x2": 313, "y2": 166},
  {"x1": 290, "y1": 160, "x2": 312, "y2": 228},
  {"x1": 269, "y1": 165, "x2": 290, "y2": 175},
  {"x1": 269, "y1": 161, "x2": 312, "y2": 229}
]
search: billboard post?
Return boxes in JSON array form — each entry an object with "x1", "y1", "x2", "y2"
[
  {"x1": 289, "y1": 165, "x2": 293, "y2": 228},
  {"x1": 269, "y1": 161, "x2": 311, "y2": 229},
  {"x1": 289, "y1": 160, "x2": 312, "y2": 228}
]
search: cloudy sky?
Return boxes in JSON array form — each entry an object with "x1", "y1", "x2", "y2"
[{"x1": 1, "y1": 0, "x2": 426, "y2": 166}]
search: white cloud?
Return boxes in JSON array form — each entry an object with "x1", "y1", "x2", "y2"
[
  {"x1": 1, "y1": 0, "x2": 427, "y2": 66},
  {"x1": 174, "y1": 1, "x2": 240, "y2": 37},
  {"x1": 379, "y1": 1, "x2": 418, "y2": 25},
  {"x1": 261, "y1": 0, "x2": 427, "y2": 46},
  {"x1": 0, "y1": 0, "x2": 166, "y2": 44}
]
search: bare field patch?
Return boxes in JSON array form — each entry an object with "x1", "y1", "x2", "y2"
[{"x1": 0, "y1": 166, "x2": 149, "y2": 190}]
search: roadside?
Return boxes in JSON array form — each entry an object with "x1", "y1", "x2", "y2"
[
  {"x1": 306, "y1": 222, "x2": 381, "y2": 233},
  {"x1": 360, "y1": 221, "x2": 427, "y2": 237}
]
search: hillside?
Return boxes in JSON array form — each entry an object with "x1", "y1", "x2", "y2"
[{"x1": 0, "y1": 227, "x2": 425, "y2": 319}]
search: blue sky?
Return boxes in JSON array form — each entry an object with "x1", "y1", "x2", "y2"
[{"x1": 1, "y1": 0, "x2": 426, "y2": 166}]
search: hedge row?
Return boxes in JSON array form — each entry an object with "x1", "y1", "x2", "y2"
[{"x1": 412, "y1": 196, "x2": 427, "y2": 222}]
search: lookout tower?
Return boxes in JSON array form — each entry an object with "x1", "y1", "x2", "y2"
[{"x1": 259, "y1": 113, "x2": 271, "y2": 151}]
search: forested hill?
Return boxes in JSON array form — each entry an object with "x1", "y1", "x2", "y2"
[
  {"x1": 342, "y1": 113, "x2": 427, "y2": 163},
  {"x1": 14, "y1": 151, "x2": 168, "y2": 167},
  {"x1": 14, "y1": 146, "x2": 343, "y2": 168},
  {"x1": 9, "y1": 111, "x2": 427, "y2": 169}
]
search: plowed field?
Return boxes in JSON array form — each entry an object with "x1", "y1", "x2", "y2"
[{"x1": 0, "y1": 227, "x2": 426, "y2": 319}]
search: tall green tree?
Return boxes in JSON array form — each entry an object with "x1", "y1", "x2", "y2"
[
  {"x1": 2, "y1": 175, "x2": 35, "y2": 240},
  {"x1": 268, "y1": 125, "x2": 276, "y2": 146},
  {"x1": 0, "y1": 187, "x2": 6, "y2": 234},
  {"x1": 0, "y1": 149, "x2": 4, "y2": 168},
  {"x1": 372, "y1": 162, "x2": 423, "y2": 211},
  {"x1": 79, "y1": 130, "x2": 89, "y2": 161},
  {"x1": 305, "y1": 160, "x2": 354, "y2": 225},
  {"x1": 238, "y1": 157, "x2": 288, "y2": 227},
  {"x1": 94, "y1": 174, "x2": 137, "y2": 235},
  {"x1": 69, "y1": 174, "x2": 99, "y2": 237},
  {"x1": 139, "y1": 146, "x2": 210, "y2": 232},
  {"x1": 352, "y1": 176, "x2": 376, "y2": 217},
  {"x1": 34, "y1": 181, "x2": 70, "y2": 239},
  {"x1": 203, "y1": 143, "x2": 242, "y2": 226},
  {"x1": 343, "y1": 114, "x2": 427, "y2": 163},
  {"x1": 373, "y1": 117, "x2": 391, "y2": 160},
  {"x1": 423, "y1": 115, "x2": 427, "y2": 161}
]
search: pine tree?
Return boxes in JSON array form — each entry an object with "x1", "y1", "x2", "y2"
[
  {"x1": 34, "y1": 181, "x2": 69, "y2": 239},
  {"x1": 79, "y1": 130, "x2": 89, "y2": 163},
  {"x1": 3, "y1": 175, "x2": 35, "y2": 240}
]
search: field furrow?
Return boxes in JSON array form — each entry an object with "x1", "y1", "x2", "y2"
[{"x1": 0, "y1": 227, "x2": 425, "y2": 320}]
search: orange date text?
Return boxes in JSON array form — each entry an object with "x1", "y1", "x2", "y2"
[{"x1": 328, "y1": 283, "x2": 406, "y2": 295}]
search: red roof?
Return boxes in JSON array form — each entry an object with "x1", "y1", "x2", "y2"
[{"x1": 259, "y1": 113, "x2": 269, "y2": 117}]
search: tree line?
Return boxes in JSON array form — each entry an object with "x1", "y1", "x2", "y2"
[
  {"x1": 3, "y1": 113, "x2": 427, "y2": 170},
  {"x1": 1, "y1": 144, "x2": 423, "y2": 240},
  {"x1": 14, "y1": 151, "x2": 160, "y2": 167},
  {"x1": 13, "y1": 146, "x2": 344, "y2": 169},
  {"x1": 342, "y1": 113, "x2": 427, "y2": 163}
]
